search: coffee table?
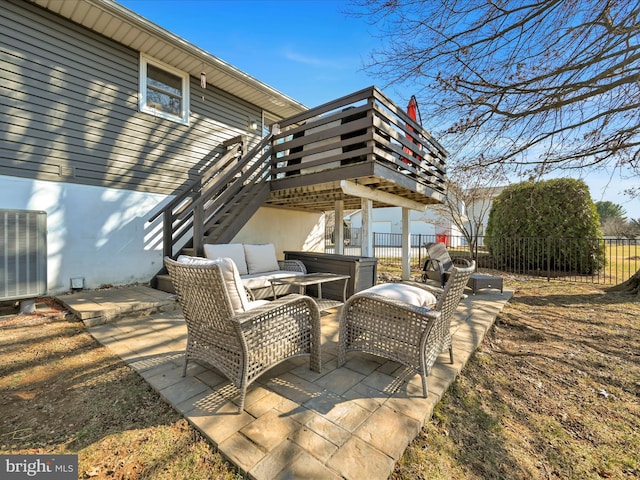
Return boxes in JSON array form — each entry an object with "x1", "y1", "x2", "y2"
[
  {"x1": 270, "y1": 273, "x2": 350, "y2": 311},
  {"x1": 467, "y1": 273, "x2": 503, "y2": 294}
]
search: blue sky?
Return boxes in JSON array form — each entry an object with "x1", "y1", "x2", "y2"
[
  {"x1": 119, "y1": 0, "x2": 378, "y2": 108},
  {"x1": 118, "y1": 0, "x2": 639, "y2": 218}
]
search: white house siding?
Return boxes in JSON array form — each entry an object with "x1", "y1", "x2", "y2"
[
  {"x1": 0, "y1": 1, "x2": 278, "y2": 294},
  {"x1": 348, "y1": 207, "x2": 437, "y2": 234},
  {"x1": 409, "y1": 220, "x2": 436, "y2": 236}
]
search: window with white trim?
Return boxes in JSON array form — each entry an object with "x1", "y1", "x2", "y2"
[{"x1": 139, "y1": 54, "x2": 190, "y2": 125}]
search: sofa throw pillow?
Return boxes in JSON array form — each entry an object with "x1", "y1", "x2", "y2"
[
  {"x1": 203, "y1": 243, "x2": 248, "y2": 275},
  {"x1": 362, "y1": 283, "x2": 437, "y2": 308},
  {"x1": 243, "y1": 243, "x2": 280, "y2": 274},
  {"x1": 176, "y1": 255, "x2": 249, "y2": 312}
]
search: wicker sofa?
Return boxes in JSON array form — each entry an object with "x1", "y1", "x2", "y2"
[{"x1": 202, "y1": 243, "x2": 306, "y2": 300}]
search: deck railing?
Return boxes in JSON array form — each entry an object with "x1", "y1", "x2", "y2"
[
  {"x1": 148, "y1": 134, "x2": 273, "y2": 258},
  {"x1": 270, "y1": 86, "x2": 447, "y2": 194}
]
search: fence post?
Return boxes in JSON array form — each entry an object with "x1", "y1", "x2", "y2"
[{"x1": 372, "y1": 231, "x2": 376, "y2": 258}]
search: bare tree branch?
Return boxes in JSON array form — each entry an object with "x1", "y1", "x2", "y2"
[{"x1": 352, "y1": 0, "x2": 640, "y2": 187}]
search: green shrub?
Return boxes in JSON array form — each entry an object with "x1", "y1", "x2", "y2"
[{"x1": 485, "y1": 178, "x2": 605, "y2": 274}]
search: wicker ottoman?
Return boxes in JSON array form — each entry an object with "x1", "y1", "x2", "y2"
[{"x1": 467, "y1": 273, "x2": 503, "y2": 294}]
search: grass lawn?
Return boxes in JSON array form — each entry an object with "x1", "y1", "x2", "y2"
[
  {"x1": 1, "y1": 278, "x2": 638, "y2": 479},
  {"x1": 604, "y1": 243, "x2": 640, "y2": 285},
  {"x1": 393, "y1": 279, "x2": 639, "y2": 479}
]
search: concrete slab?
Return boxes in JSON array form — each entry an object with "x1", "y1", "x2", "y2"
[
  {"x1": 57, "y1": 285, "x2": 178, "y2": 325},
  {"x1": 326, "y1": 435, "x2": 395, "y2": 480}
]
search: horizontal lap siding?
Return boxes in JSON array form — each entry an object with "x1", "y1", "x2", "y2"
[{"x1": 0, "y1": 0, "x2": 261, "y2": 195}]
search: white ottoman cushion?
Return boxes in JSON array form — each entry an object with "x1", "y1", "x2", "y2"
[{"x1": 363, "y1": 283, "x2": 437, "y2": 308}]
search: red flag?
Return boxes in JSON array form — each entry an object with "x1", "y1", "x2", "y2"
[{"x1": 403, "y1": 96, "x2": 422, "y2": 165}]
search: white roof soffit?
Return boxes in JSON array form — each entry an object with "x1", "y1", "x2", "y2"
[{"x1": 29, "y1": 0, "x2": 308, "y2": 120}]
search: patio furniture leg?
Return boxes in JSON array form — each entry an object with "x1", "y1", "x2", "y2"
[{"x1": 182, "y1": 334, "x2": 190, "y2": 376}]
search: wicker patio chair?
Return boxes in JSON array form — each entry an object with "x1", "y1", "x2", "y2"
[
  {"x1": 338, "y1": 261, "x2": 475, "y2": 397},
  {"x1": 165, "y1": 256, "x2": 322, "y2": 412},
  {"x1": 421, "y1": 241, "x2": 473, "y2": 287}
]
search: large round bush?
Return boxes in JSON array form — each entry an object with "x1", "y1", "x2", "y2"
[{"x1": 485, "y1": 178, "x2": 605, "y2": 275}]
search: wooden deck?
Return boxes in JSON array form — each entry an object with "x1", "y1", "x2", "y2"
[
  {"x1": 267, "y1": 161, "x2": 444, "y2": 211},
  {"x1": 266, "y1": 86, "x2": 447, "y2": 211},
  {"x1": 151, "y1": 86, "x2": 448, "y2": 258}
]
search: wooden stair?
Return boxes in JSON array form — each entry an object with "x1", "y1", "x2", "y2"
[{"x1": 150, "y1": 134, "x2": 273, "y2": 293}]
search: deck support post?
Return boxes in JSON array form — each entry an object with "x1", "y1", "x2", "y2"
[
  {"x1": 361, "y1": 198, "x2": 373, "y2": 257},
  {"x1": 334, "y1": 200, "x2": 344, "y2": 255},
  {"x1": 402, "y1": 207, "x2": 411, "y2": 281}
]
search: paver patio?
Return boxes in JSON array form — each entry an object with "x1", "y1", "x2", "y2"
[{"x1": 59, "y1": 285, "x2": 512, "y2": 479}]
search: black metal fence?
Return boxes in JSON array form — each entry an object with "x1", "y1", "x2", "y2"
[{"x1": 325, "y1": 229, "x2": 639, "y2": 286}]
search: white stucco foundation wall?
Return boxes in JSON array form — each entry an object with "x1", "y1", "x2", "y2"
[
  {"x1": 232, "y1": 206, "x2": 325, "y2": 259},
  {"x1": 1, "y1": 177, "x2": 327, "y2": 296},
  {"x1": 0, "y1": 176, "x2": 169, "y2": 295}
]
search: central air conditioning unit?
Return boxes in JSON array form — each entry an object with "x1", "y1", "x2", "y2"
[{"x1": 0, "y1": 209, "x2": 47, "y2": 301}]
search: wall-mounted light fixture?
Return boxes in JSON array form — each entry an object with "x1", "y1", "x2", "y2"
[
  {"x1": 248, "y1": 119, "x2": 258, "y2": 131},
  {"x1": 200, "y1": 71, "x2": 207, "y2": 89}
]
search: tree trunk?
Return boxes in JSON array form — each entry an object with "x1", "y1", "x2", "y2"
[{"x1": 607, "y1": 268, "x2": 640, "y2": 298}]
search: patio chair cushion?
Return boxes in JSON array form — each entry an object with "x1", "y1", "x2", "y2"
[
  {"x1": 203, "y1": 243, "x2": 248, "y2": 275},
  {"x1": 243, "y1": 243, "x2": 280, "y2": 274},
  {"x1": 361, "y1": 282, "x2": 437, "y2": 308},
  {"x1": 177, "y1": 255, "x2": 249, "y2": 312}
]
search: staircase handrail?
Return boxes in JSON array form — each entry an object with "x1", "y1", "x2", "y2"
[
  {"x1": 147, "y1": 135, "x2": 244, "y2": 224},
  {"x1": 150, "y1": 132, "x2": 275, "y2": 258},
  {"x1": 180, "y1": 133, "x2": 273, "y2": 219}
]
